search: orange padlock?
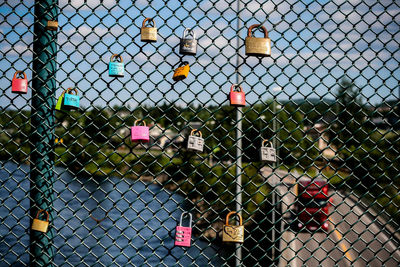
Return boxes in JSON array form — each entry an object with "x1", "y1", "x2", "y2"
[
  {"x1": 172, "y1": 61, "x2": 190, "y2": 81},
  {"x1": 229, "y1": 84, "x2": 246, "y2": 107}
]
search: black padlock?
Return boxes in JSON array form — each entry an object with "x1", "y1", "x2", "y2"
[{"x1": 179, "y1": 28, "x2": 197, "y2": 56}]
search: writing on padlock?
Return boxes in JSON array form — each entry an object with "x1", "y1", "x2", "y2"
[
  {"x1": 245, "y1": 24, "x2": 271, "y2": 57},
  {"x1": 222, "y1": 211, "x2": 244, "y2": 243},
  {"x1": 187, "y1": 129, "x2": 204, "y2": 152},
  {"x1": 229, "y1": 84, "x2": 246, "y2": 107},
  {"x1": 175, "y1": 212, "x2": 193, "y2": 247},
  {"x1": 31, "y1": 209, "x2": 49, "y2": 233},
  {"x1": 260, "y1": 140, "x2": 277, "y2": 162},
  {"x1": 11, "y1": 71, "x2": 28, "y2": 94},
  {"x1": 173, "y1": 61, "x2": 190, "y2": 82},
  {"x1": 131, "y1": 119, "x2": 150, "y2": 143},
  {"x1": 46, "y1": 20, "x2": 58, "y2": 31},
  {"x1": 109, "y1": 54, "x2": 124, "y2": 77},
  {"x1": 63, "y1": 88, "x2": 80, "y2": 110},
  {"x1": 179, "y1": 28, "x2": 197, "y2": 56},
  {"x1": 141, "y1": 18, "x2": 157, "y2": 42}
]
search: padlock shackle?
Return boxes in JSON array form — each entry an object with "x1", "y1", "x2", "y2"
[
  {"x1": 230, "y1": 84, "x2": 243, "y2": 93},
  {"x1": 190, "y1": 129, "x2": 202, "y2": 138},
  {"x1": 134, "y1": 119, "x2": 146, "y2": 127},
  {"x1": 182, "y1": 28, "x2": 196, "y2": 40},
  {"x1": 66, "y1": 87, "x2": 78, "y2": 95},
  {"x1": 179, "y1": 212, "x2": 193, "y2": 228},
  {"x1": 36, "y1": 209, "x2": 49, "y2": 222},
  {"x1": 13, "y1": 71, "x2": 27, "y2": 80},
  {"x1": 179, "y1": 61, "x2": 189, "y2": 67},
  {"x1": 110, "y1": 54, "x2": 123, "y2": 63},
  {"x1": 262, "y1": 140, "x2": 273, "y2": 148},
  {"x1": 225, "y1": 211, "x2": 243, "y2": 226},
  {"x1": 142, "y1": 17, "x2": 156, "y2": 28},
  {"x1": 59, "y1": 89, "x2": 68, "y2": 97},
  {"x1": 248, "y1": 24, "x2": 269, "y2": 38}
]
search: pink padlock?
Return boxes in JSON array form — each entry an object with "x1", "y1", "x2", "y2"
[
  {"x1": 131, "y1": 119, "x2": 150, "y2": 143},
  {"x1": 175, "y1": 212, "x2": 193, "y2": 247},
  {"x1": 11, "y1": 71, "x2": 28, "y2": 94}
]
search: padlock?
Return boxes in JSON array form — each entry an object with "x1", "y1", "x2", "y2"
[
  {"x1": 179, "y1": 28, "x2": 197, "y2": 56},
  {"x1": 187, "y1": 129, "x2": 204, "y2": 152},
  {"x1": 174, "y1": 212, "x2": 193, "y2": 247},
  {"x1": 229, "y1": 84, "x2": 246, "y2": 107},
  {"x1": 141, "y1": 18, "x2": 157, "y2": 42},
  {"x1": 46, "y1": 20, "x2": 58, "y2": 31},
  {"x1": 245, "y1": 24, "x2": 271, "y2": 57},
  {"x1": 31, "y1": 209, "x2": 49, "y2": 233},
  {"x1": 131, "y1": 119, "x2": 150, "y2": 143},
  {"x1": 11, "y1": 71, "x2": 28, "y2": 94},
  {"x1": 172, "y1": 61, "x2": 190, "y2": 81},
  {"x1": 55, "y1": 90, "x2": 66, "y2": 111},
  {"x1": 109, "y1": 54, "x2": 124, "y2": 77},
  {"x1": 63, "y1": 88, "x2": 80, "y2": 110},
  {"x1": 222, "y1": 211, "x2": 244, "y2": 243},
  {"x1": 260, "y1": 140, "x2": 277, "y2": 162}
]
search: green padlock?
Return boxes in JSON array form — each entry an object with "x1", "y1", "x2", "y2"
[
  {"x1": 56, "y1": 89, "x2": 68, "y2": 111},
  {"x1": 55, "y1": 90, "x2": 66, "y2": 111}
]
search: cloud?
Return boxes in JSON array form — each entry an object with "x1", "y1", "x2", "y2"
[
  {"x1": 59, "y1": 0, "x2": 117, "y2": 11},
  {"x1": 2, "y1": 44, "x2": 32, "y2": 57}
]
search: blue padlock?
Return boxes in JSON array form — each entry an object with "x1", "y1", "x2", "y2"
[
  {"x1": 109, "y1": 54, "x2": 124, "y2": 77},
  {"x1": 63, "y1": 88, "x2": 80, "y2": 110}
]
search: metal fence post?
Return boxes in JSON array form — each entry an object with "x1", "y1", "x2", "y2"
[
  {"x1": 30, "y1": 0, "x2": 58, "y2": 266},
  {"x1": 235, "y1": 1, "x2": 243, "y2": 266}
]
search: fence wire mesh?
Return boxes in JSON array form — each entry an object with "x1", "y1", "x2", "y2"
[{"x1": 1, "y1": 0, "x2": 400, "y2": 266}]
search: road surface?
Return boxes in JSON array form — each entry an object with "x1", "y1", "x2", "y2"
[{"x1": 262, "y1": 168, "x2": 400, "y2": 266}]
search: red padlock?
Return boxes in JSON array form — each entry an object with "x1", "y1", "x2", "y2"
[
  {"x1": 11, "y1": 71, "x2": 28, "y2": 94},
  {"x1": 229, "y1": 84, "x2": 245, "y2": 107}
]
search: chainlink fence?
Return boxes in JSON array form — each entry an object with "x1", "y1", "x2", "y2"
[{"x1": 1, "y1": 0, "x2": 400, "y2": 266}]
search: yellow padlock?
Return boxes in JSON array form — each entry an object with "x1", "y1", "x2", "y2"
[
  {"x1": 222, "y1": 211, "x2": 244, "y2": 243},
  {"x1": 172, "y1": 61, "x2": 190, "y2": 81},
  {"x1": 46, "y1": 20, "x2": 58, "y2": 31},
  {"x1": 31, "y1": 209, "x2": 49, "y2": 233}
]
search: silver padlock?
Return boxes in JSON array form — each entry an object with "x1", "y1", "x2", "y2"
[
  {"x1": 179, "y1": 28, "x2": 197, "y2": 55},
  {"x1": 187, "y1": 129, "x2": 204, "y2": 152},
  {"x1": 260, "y1": 140, "x2": 276, "y2": 162}
]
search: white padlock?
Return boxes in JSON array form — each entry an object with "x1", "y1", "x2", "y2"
[
  {"x1": 260, "y1": 140, "x2": 276, "y2": 162},
  {"x1": 187, "y1": 129, "x2": 204, "y2": 152}
]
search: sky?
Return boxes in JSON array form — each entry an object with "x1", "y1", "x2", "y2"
[{"x1": 0, "y1": 0, "x2": 399, "y2": 110}]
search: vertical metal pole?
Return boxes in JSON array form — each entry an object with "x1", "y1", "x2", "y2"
[
  {"x1": 271, "y1": 99, "x2": 280, "y2": 262},
  {"x1": 30, "y1": 1, "x2": 58, "y2": 266},
  {"x1": 235, "y1": 1, "x2": 242, "y2": 266},
  {"x1": 235, "y1": 109, "x2": 243, "y2": 266},
  {"x1": 271, "y1": 101, "x2": 276, "y2": 261}
]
